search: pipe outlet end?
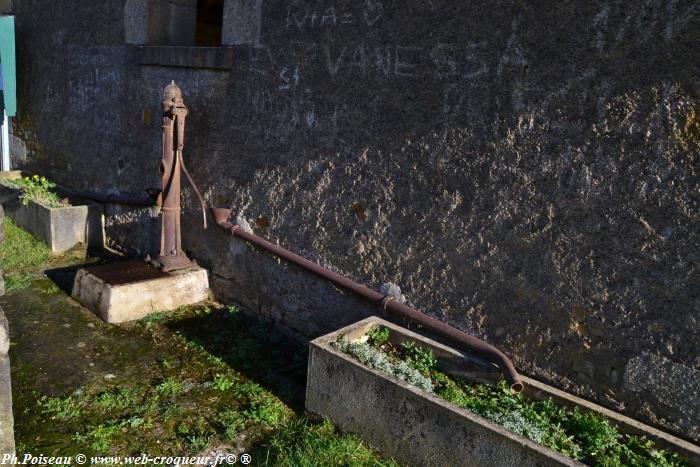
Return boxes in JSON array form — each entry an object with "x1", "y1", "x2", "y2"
[{"x1": 510, "y1": 381, "x2": 524, "y2": 394}]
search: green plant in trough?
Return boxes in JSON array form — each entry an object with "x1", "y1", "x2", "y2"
[
  {"x1": 367, "y1": 326, "x2": 390, "y2": 347},
  {"x1": 9, "y1": 175, "x2": 64, "y2": 208},
  {"x1": 337, "y1": 326, "x2": 689, "y2": 467},
  {"x1": 400, "y1": 340, "x2": 437, "y2": 375}
]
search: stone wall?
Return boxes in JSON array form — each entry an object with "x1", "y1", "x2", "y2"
[{"x1": 10, "y1": 0, "x2": 700, "y2": 442}]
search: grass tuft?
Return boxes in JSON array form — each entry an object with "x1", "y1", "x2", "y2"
[
  {"x1": 0, "y1": 218, "x2": 51, "y2": 291},
  {"x1": 252, "y1": 418, "x2": 400, "y2": 467}
]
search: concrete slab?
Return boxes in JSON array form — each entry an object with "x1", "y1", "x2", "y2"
[{"x1": 72, "y1": 260, "x2": 209, "y2": 324}]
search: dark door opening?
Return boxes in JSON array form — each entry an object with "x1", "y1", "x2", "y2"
[{"x1": 196, "y1": 0, "x2": 224, "y2": 46}]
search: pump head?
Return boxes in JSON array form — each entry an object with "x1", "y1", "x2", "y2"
[{"x1": 163, "y1": 80, "x2": 184, "y2": 112}]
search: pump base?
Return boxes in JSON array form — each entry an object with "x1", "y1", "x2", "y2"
[
  {"x1": 155, "y1": 253, "x2": 196, "y2": 272},
  {"x1": 72, "y1": 260, "x2": 209, "y2": 324}
]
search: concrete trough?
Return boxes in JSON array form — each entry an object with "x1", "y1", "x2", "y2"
[
  {"x1": 306, "y1": 317, "x2": 700, "y2": 467},
  {"x1": 0, "y1": 182, "x2": 102, "y2": 253}
]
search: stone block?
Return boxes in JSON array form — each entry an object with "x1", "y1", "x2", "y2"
[
  {"x1": 306, "y1": 317, "x2": 700, "y2": 467},
  {"x1": 0, "y1": 171, "x2": 21, "y2": 181},
  {"x1": 72, "y1": 260, "x2": 210, "y2": 324},
  {"x1": 124, "y1": 0, "x2": 150, "y2": 44},
  {"x1": 0, "y1": 311, "x2": 8, "y2": 357},
  {"x1": 0, "y1": 0, "x2": 12, "y2": 15},
  {"x1": 0, "y1": 202, "x2": 4, "y2": 245}
]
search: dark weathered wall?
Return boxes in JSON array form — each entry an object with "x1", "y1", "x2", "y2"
[{"x1": 11, "y1": 0, "x2": 700, "y2": 442}]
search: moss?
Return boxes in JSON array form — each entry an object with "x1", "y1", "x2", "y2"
[
  {"x1": 5, "y1": 220, "x2": 394, "y2": 464},
  {"x1": 0, "y1": 218, "x2": 52, "y2": 292},
  {"x1": 14, "y1": 298, "x2": 395, "y2": 463}
]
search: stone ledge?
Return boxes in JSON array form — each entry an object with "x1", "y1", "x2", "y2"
[{"x1": 137, "y1": 46, "x2": 234, "y2": 70}]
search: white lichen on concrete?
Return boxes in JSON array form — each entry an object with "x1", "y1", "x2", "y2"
[
  {"x1": 379, "y1": 282, "x2": 407, "y2": 304},
  {"x1": 235, "y1": 215, "x2": 253, "y2": 234},
  {"x1": 333, "y1": 338, "x2": 434, "y2": 393}
]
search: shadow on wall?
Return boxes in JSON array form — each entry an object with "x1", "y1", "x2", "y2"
[{"x1": 102, "y1": 204, "x2": 161, "y2": 259}]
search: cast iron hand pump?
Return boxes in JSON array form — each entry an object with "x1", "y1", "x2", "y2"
[{"x1": 156, "y1": 81, "x2": 207, "y2": 272}]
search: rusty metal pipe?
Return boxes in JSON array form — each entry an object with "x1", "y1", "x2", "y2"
[{"x1": 210, "y1": 207, "x2": 523, "y2": 392}]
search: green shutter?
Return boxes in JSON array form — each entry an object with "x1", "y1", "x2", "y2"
[{"x1": 0, "y1": 16, "x2": 16, "y2": 116}]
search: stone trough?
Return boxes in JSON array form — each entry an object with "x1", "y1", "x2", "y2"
[
  {"x1": 0, "y1": 181, "x2": 102, "y2": 253},
  {"x1": 306, "y1": 317, "x2": 700, "y2": 467}
]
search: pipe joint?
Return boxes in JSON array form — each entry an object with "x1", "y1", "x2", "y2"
[{"x1": 381, "y1": 295, "x2": 395, "y2": 310}]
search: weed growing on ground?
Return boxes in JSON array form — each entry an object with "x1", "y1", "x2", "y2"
[
  {"x1": 251, "y1": 418, "x2": 400, "y2": 467},
  {"x1": 73, "y1": 423, "x2": 120, "y2": 452},
  {"x1": 212, "y1": 374, "x2": 235, "y2": 392},
  {"x1": 42, "y1": 395, "x2": 82, "y2": 419},
  {"x1": 94, "y1": 387, "x2": 142, "y2": 412},
  {"x1": 0, "y1": 218, "x2": 51, "y2": 291},
  {"x1": 140, "y1": 311, "x2": 170, "y2": 327},
  {"x1": 338, "y1": 326, "x2": 689, "y2": 467},
  {"x1": 8, "y1": 175, "x2": 64, "y2": 208},
  {"x1": 216, "y1": 408, "x2": 247, "y2": 442},
  {"x1": 245, "y1": 394, "x2": 289, "y2": 427},
  {"x1": 155, "y1": 377, "x2": 183, "y2": 397}
]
